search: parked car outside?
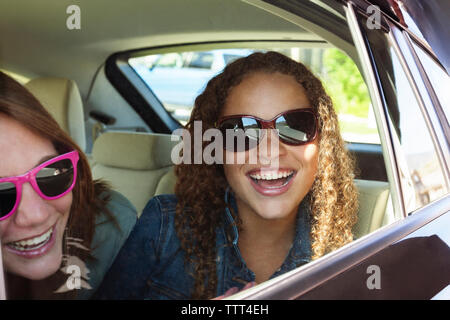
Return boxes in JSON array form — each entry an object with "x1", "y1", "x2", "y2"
[{"x1": 130, "y1": 49, "x2": 253, "y2": 123}]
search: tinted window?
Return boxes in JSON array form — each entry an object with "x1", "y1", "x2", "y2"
[
  {"x1": 412, "y1": 41, "x2": 450, "y2": 125},
  {"x1": 364, "y1": 24, "x2": 448, "y2": 212}
]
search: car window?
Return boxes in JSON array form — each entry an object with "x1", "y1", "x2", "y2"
[
  {"x1": 411, "y1": 41, "x2": 450, "y2": 125},
  {"x1": 363, "y1": 21, "x2": 448, "y2": 213},
  {"x1": 130, "y1": 47, "x2": 380, "y2": 145}
]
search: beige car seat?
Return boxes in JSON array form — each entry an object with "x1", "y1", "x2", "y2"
[
  {"x1": 353, "y1": 179, "x2": 390, "y2": 238},
  {"x1": 25, "y1": 77, "x2": 86, "y2": 151},
  {"x1": 91, "y1": 131, "x2": 177, "y2": 214}
]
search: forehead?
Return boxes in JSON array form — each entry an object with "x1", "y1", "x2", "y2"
[
  {"x1": 222, "y1": 72, "x2": 311, "y2": 119},
  {"x1": 0, "y1": 114, "x2": 56, "y2": 177}
]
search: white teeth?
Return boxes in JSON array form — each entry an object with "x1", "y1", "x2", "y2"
[
  {"x1": 8, "y1": 228, "x2": 53, "y2": 251},
  {"x1": 249, "y1": 171, "x2": 294, "y2": 180}
]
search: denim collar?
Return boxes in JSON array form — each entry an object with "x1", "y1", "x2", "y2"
[{"x1": 223, "y1": 187, "x2": 312, "y2": 280}]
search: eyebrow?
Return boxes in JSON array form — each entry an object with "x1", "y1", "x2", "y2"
[
  {"x1": 35, "y1": 154, "x2": 59, "y2": 167},
  {"x1": 0, "y1": 154, "x2": 59, "y2": 179}
]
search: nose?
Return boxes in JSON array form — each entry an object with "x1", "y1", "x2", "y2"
[
  {"x1": 13, "y1": 182, "x2": 52, "y2": 228},
  {"x1": 256, "y1": 128, "x2": 286, "y2": 166}
]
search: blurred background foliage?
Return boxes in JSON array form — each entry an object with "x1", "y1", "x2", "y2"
[{"x1": 321, "y1": 48, "x2": 371, "y2": 118}]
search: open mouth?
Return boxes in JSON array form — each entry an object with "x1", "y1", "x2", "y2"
[
  {"x1": 6, "y1": 225, "x2": 55, "y2": 253},
  {"x1": 248, "y1": 170, "x2": 295, "y2": 189}
]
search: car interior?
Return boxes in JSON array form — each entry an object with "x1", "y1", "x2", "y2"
[{"x1": 0, "y1": 0, "x2": 398, "y2": 282}]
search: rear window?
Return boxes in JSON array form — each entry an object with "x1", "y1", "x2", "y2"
[{"x1": 129, "y1": 47, "x2": 380, "y2": 144}]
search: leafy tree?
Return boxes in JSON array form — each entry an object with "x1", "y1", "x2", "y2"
[{"x1": 320, "y1": 48, "x2": 370, "y2": 118}]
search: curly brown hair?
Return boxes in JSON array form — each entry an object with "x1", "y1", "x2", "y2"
[{"x1": 174, "y1": 51, "x2": 358, "y2": 299}]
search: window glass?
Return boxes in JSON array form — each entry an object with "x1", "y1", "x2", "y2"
[
  {"x1": 186, "y1": 52, "x2": 214, "y2": 69},
  {"x1": 130, "y1": 47, "x2": 380, "y2": 144},
  {"x1": 363, "y1": 24, "x2": 448, "y2": 212},
  {"x1": 412, "y1": 42, "x2": 450, "y2": 125}
]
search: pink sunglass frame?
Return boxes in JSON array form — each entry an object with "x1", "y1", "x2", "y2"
[{"x1": 0, "y1": 150, "x2": 79, "y2": 221}]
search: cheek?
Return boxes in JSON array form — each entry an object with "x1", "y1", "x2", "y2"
[
  {"x1": 293, "y1": 142, "x2": 319, "y2": 176},
  {"x1": 304, "y1": 143, "x2": 319, "y2": 167},
  {"x1": 0, "y1": 220, "x2": 9, "y2": 238},
  {"x1": 223, "y1": 163, "x2": 239, "y2": 183},
  {"x1": 50, "y1": 192, "x2": 73, "y2": 221}
]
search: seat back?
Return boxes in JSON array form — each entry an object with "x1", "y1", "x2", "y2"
[
  {"x1": 353, "y1": 179, "x2": 390, "y2": 238},
  {"x1": 25, "y1": 77, "x2": 86, "y2": 151},
  {"x1": 91, "y1": 131, "x2": 177, "y2": 214}
]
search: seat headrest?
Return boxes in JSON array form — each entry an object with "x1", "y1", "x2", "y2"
[
  {"x1": 92, "y1": 131, "x2": 177, "y2": 170},
  {"x1": 25, "y1": 77, "x2": 86, "y2": 151}
]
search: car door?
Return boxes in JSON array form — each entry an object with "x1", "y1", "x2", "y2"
[{"x1": 229, "y1": 0, "x2": 450, "y2": 300}]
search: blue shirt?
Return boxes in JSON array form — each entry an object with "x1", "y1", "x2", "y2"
[{"x1": 93, "y1": 189, "x2": 312, "y2": 299}]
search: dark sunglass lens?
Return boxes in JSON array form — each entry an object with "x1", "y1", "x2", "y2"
[
  {"x1": 0, "y1": 182, "x2": 17, "y2": 218},
  {"x1": 220, "y1": 118, "x2": 260, "y2": 151},
  {"x1": 36, "y1": 159, "x2": 74, "y2": 197},
  {"x1": 276, "y1": 111, "x2": 316, "y2": 144}
]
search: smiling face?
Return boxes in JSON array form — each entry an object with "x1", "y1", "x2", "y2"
[
  {"x1": 0, "y1": 114, "x2": 72, "y2": 280},
  {"x1": 222, "y1": 72, "x2": 319, "y2": 221}
]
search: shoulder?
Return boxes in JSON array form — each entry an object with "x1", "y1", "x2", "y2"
[
  {"x1": 138, "y1": 194, "x2": 178, "y2": 228},
  {"x1": 93, "y1": 189, "x2": 138, "y2": 247},
  {"x1": 99, "y1": 189, "x2": 137, "y2": 226},
  {"x1": 142, "y1": 193, "x2": 178, "y2": 215},
  {"x1": 136, "y1": 194, "x2": 179, "y2": 247},
  {"x1": 92, "y1": 194, "x2": 185, "y2": 299},
  {"x1": 78, "y1": 189, "x2": 137, "y2": 299}
]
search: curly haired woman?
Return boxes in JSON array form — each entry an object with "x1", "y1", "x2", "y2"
[{"x1": 94, "y1": 51, "x2": 358, "y2": 300}]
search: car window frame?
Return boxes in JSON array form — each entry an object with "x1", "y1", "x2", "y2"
[
  {"x1": 230, "y1": 1, "x2": 450, "y2": 299},
  {"x1": 0, "y1": 244, "x2": 5, "y2": 300},
  {"x1": 405, "y1": 33, "x2": 450, "y2": 150},
  {"x1": 388, "y1": 23, "x2": 450, "y2": 182}
]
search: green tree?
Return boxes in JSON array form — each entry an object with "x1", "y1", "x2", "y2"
[{"x1": 321, "y1": 48, "x2": 370, "y2": 118}]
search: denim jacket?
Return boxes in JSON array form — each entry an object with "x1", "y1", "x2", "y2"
[{"x1": 93, "y1": 190, "x2": 311, "y2": 300}]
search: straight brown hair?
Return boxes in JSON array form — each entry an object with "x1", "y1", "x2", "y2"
[{"x1": 0, "y1": 71, "x2": 117, "y2": 294}]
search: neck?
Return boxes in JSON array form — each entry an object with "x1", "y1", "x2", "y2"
[{"x1": 234, "y1": 198, "x2": 297, "y2": 247}]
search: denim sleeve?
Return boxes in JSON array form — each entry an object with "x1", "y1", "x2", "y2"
[{"x1": 92, "y1": 197, "x2": 163, "y2": 299}]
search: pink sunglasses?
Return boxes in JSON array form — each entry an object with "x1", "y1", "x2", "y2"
[{"x1": 0, "y1": 151, "x2": 79, "y2": 221}]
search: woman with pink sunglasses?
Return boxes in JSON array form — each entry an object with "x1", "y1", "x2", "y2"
[{"x1": 0, "y1": 71, "x2": 137, "y2": 299}]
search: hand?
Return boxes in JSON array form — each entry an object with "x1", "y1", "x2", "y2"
[{"x1": 212, "y1": 281, "x2": 256, "y2": 300}]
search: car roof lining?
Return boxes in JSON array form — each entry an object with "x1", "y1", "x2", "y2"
[{"x1": 0, "y1": 0, "x2": 360, "y2": 100}]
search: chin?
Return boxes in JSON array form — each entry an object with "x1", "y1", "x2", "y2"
[
  {"x1": 6, "y1": 242, "x2": 63, "y2": 281},
  {"x1": 251, "y1": 198, "x2": 297, "y2": 220}
]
